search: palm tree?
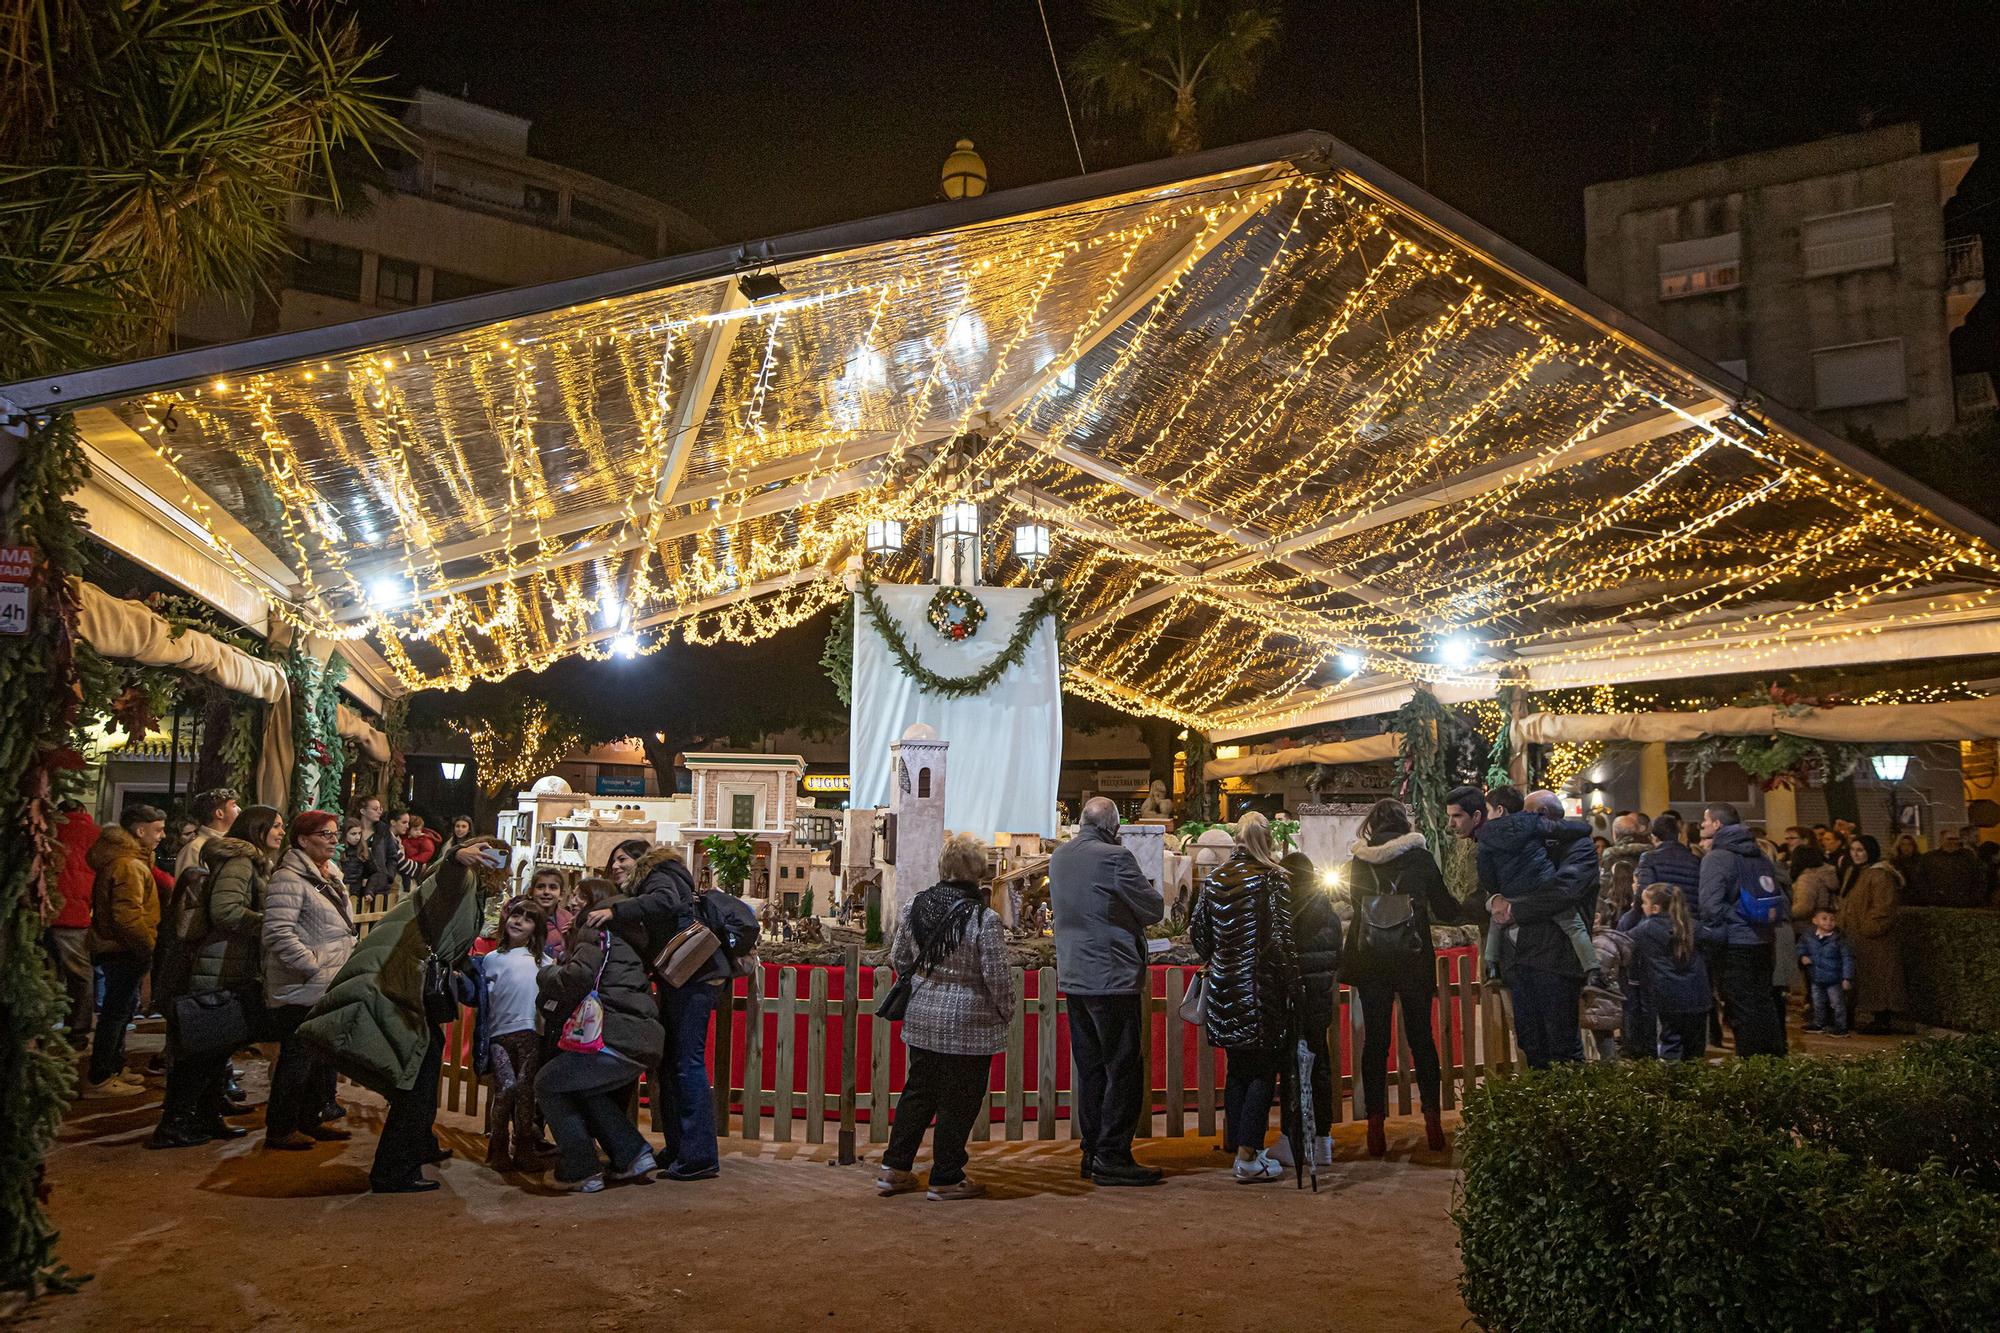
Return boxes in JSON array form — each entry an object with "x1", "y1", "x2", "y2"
[
  {"x1": 0, "y1": 0, "x2": 405, "y2": 381},
  {"x1": 1071, "y1": 0, "x2": 1282, "y2": 157}
]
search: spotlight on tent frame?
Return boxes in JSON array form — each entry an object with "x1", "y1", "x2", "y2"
[
  {"x1": 1335, "y1": 649, "x2": 1366, "y2": 675},
  {"x1": 1438, "y1": 635, "x2": 1478, "y2": 670},
  {"x1": 368, "y1": 576, "x2": 410, "y2": 609},
  {"x1": 611, "y1": 632, "x2": 639, "y2": 659},
  {"x1": 738, "y1": 271, "x2": 785, "y2": 302}
]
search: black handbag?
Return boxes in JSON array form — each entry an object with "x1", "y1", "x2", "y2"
[
  {"x1": 420, "y1": 951, "x2": 459, "y2": 1026},
  {"x1": 1354, "y1": 865, "x2": 1428, "y2": 969},
  {"x1": 874, "y1": 974, "x2": 913, "y2": 1022},
  {"x1": 171, "y1": 988, "x2": 258, "y2": 1060}
]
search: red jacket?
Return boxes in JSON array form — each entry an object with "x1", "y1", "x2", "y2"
[
  {"x1": 53, "y1": 808, "x2": 100, "y2": 929},
  {"x1": 401, "y1": 829, "x2": 442, "y2": 866}
]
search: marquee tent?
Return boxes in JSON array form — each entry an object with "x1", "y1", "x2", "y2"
[{"x1": 7, "y1": 131, "x2": 1999, "y2": 734}]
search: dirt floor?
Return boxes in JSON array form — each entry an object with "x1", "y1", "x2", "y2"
[{"x1": 25, "y1": 1019, "x2": 1908, "y2": 1332}]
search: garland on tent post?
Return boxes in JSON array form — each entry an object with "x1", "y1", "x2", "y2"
[
  {"x1": 0, "y1": 415, "x2": 91, "y2": 1296},
  {"x1": 1394, "y1": 686, "x2": 1456, "y2": 859},
  {"x1": 853, "y1": 573, "x2": 1062, "y2": 699},
  {"x1": 287, "y1": 651, "x2": 347, "y2": 814},
  {"x1": 821, "y1": 594, "x2": 854, "y2": 706}
]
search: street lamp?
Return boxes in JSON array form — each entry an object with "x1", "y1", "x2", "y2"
[
  {"x1": 941, "y1": 139, "x2": 988, "y2": 200},
  {"x1": 1013, "y1": 522, "x2": 1050, "y2": 567},
  {"x1": 439, "y1": 761, "x2": 466, "y2": 782},
  {"x1": 1871, "y1": 754, "x2": 1912, "y2": 782}
]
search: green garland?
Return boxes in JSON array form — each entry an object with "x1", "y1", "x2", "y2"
[
  {"x1": 0, "y1": 415, "x2": 91, "y2": 1295},
  {"x1": 286, "y1": 651, "x2": 348, "y2": 813},
  {"x1": 854, "y1": 574, "x2": 1062, "y2": 699},
  {"x1": 1394, "y1": 687, "x2": 1456, "y2": 858},
  {"x1": 821, "y1": 594, "x2": 854, "y2": 706}
]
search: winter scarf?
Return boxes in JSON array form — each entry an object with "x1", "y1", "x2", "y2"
[{"x1": 909, "y1": 880, "x2": 983, "y2": 976}]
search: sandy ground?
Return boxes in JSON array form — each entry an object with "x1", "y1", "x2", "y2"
[{"x1": 25, "y1": 1017, "x2": 1907, "y2": 1332}]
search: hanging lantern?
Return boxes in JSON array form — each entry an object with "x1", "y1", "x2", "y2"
[
  {"x1": 939, "y1": 502, "x2": 980, "y2": 539},
  {"x1": 1013, "y1": 522, "x2": 1050, "y2": 566},
  {"x1": 865, "y1": 517, "x2": 904, "y2": 556}
]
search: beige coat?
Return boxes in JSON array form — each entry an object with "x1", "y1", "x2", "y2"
[
  {"x1": 1791, "y1": 864, "x2": 1840, "y2": 924},
  {"x1": 1842, "y1": 863, "x2": 1907, "y2": 1017},
  {"x1": 262, "y1": 847, "x2": 356, "y2": 1007}
]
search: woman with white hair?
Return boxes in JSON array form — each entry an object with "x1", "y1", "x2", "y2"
[{"x1": 877, "y1": 833, "x2": 1016, "y2": 1201}]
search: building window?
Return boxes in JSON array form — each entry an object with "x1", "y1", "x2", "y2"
[
  {"x1": 431, "y1": 268, "x2": 507, "y2": 303},
  {"x1": 1802, "y1": 204, "x2": 1895, "y2": 277},
  {"x1": 917, "y1": 768, "x2": 931, "y2": 798},
  {"x1": 290, "y1": 237, "x2": 363, "y2": 300},
  {"x1": 375, "y1": 257, "x2": 418, "y2": 306},
  {"x1": 731, "y1": 792, "x2": 756, "y2": 829},
  {"x1": 1657, "y1": 232, "x2": 1741, "y2": 300},
  {"x1": 569, "y1": 195, "x2": 656, "y2": 253},
  {"x1": 1812, "y1": 338, "x2": 1907, "y2": 409}
]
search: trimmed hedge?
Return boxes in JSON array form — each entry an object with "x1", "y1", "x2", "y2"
[
  {"x1": 1900, "y1": 908, "x2": 2000, "y2": 1033},
  {"x1": 1454, "y1": 1037, "x2": 2000, "y2": 1332}
]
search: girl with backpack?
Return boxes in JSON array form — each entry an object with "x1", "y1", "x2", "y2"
[
  {"x1": 1343, "y1": 799, "x2": 1467, "y2": 1158},
  {"x1": 1628, "y1": 884, "x2": 1722, "y2": 1061}
]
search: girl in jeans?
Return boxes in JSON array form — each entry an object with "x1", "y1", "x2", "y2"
[{"x1": 536, "y1": 877, "x2": 663, "y2": 1192}]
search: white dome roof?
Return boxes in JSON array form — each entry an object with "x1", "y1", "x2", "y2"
[
  {"x1": 900, "y1": 722, "x2": 939, "y2": 741},
  {"x1": 530, "y1": 775, "x2": 572, "y2": 794}
]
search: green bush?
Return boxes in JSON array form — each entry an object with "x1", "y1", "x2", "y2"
[
  {"x1": 1899, "y1": 908, "x2": 2000, "y2": 1033},
  {"x1": 1454, "y1": 1038, "x2": 2000, "y2": 1332}
]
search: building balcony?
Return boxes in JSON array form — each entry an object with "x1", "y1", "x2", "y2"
[{"x1": 1948, "y1": 234, "x2": 1986, "y2": 331}]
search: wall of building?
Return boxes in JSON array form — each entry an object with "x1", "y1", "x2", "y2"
[{"x1": 1585, "y1": 125, "x2": 1976, "y2": 439}]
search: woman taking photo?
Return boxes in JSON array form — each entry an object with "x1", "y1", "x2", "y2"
[
  {"x1": 150, "y1": 805, "x2": 281, "y2": 1149},
  {"x1": 1189, "y1": 811, "x2": 1299, "y2": 1183},
  {"x1": 536, "y1": 876, "x2": 663, "y2": 1192},
  {"x1": 261, "y1": 811, "x2": 356, "y2": 1150},
  {"x1": 299, "y1": 836, "x2": 501, "y2": 1193},
  {"x1": 876, "y1": 834, "x2": 1015, "y2": 1201},
  {"x1": 1842, "y1": 834, "x2": 1908, "y2": 1034},
  {"x1": 588, "y1": 839, "x2": 721, "y2": 1180},
  {"x1": 1343, "y1": 798, "x2": 1463, "y2": 1157}
]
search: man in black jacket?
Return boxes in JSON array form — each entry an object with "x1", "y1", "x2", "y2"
[
  {"x1": 1698, "y1": 803, "x2": 1785, "y2": 1056},
  {"x1": 1482, "y1": 791, "x2": 1597, "y2": 1069}
]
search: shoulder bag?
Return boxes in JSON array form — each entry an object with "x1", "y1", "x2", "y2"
[
  {"x1": 1178, "y1": 969, "x2": 1209, "y2": 1025},
  {"x1": 558, "y1": 931, "x2": 612, "y2": 1054},
  {"x1": 649, "y1": 916, "x2": 722, "y2": 989},
  {"x1": 420, "y1": 950, "x2": 460, "y2": 1025},
  {"x1": 1354, "y1": 862, "x2": 1428, "y2": 969},
  {"x1": 171, "y1": 988, "x2": 259, "y2": 1060}
]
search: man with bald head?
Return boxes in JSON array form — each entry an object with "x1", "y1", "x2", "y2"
[
  {"x1": 1478, "y1": 787, "x2": 1598, "y2": 1068},
  {"x1": 1050, "y1": 797, "x2": 1166, "y2": 1186}
]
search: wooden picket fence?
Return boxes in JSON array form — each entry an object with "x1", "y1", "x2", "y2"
[{"x1": 347, "y1": 901, "x2": 1525, "y2": 1145}]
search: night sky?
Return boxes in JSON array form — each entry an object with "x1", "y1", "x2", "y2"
[{"x1": 355, "y1": 0, "x2": 2000, "y2": 374}]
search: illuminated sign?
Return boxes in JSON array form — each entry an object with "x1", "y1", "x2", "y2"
[{"x1": 803, "y1": 774, "x2": 851, "y2": 793}]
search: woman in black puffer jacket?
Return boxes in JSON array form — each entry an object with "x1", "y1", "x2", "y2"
[
  {"x1": 1274, "y1": 844, "x2": 1340, "y2": 1170},
  {"x1": 1190, "y1": 811, "x2": 1299, "y2": 1183},
  {"x1": 1343, "y1": 798, "x2": 1467, "y2": 1158}
]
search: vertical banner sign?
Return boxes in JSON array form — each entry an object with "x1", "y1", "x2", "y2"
[{"x1": 0, "y1": 547, "x2": 33, "y2": 636}]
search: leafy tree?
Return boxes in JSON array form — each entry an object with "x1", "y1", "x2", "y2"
[
  {"x1": 0, "y1": 0, "x2": 402, "y2": 379},
  {"x1": 1071, "y1": 0, "x2": 1282, "y2": 157}
]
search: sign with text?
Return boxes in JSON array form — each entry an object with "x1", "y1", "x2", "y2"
[
  {"x1": 0, "y1": 584, "x2": 26, "y2": 635},
  {"x1": 0, "y1": 547, "x2": 34, "y2": 584},
  {"x1": 803, "y1": 773, "x2": 851, "y2": 794},
  {"x1": 594, "y1": 775, "x2": 646, "y2": 796}
]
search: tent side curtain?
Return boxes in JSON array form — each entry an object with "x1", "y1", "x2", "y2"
[
  {"x1": 336, "y1": 704, "x2": 390, "y2": 764},
  {"x1": 75, "y1": 581, "x2": 286, "y2": 702},
  {"x1": 1512, "y1": 698, "x2": 2000, "y2": 746},
  {"x1": 1204, "y1": 731, "x2": 1399, "y2": 779}
]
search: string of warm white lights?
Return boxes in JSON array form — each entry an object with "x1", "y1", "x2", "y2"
[{"x1": 103, "y1": 162, "x2": 2000, "y2": 720}]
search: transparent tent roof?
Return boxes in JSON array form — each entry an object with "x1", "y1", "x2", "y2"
[{"x1": 12, "y1": 132, "x2": 1999, "y2": 731}]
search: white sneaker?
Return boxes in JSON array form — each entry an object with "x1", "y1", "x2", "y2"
[
  {"x1": 79, "y1": 1074, "x2": 140, "y2": 1099},
  {"x1": 613, "y1": 1149, "x2": 657, "y2": 1182},
  {"x1": 1232, "y1": 1151, "x2": 1281, "y2": 1183},
  {"x1": 1266, "y1": 1135, "x2": 1295, "y2": 1169}
]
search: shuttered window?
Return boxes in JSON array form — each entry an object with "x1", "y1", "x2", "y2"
[
  {"x1": 1813, "y1": 339, "x2": 1907, "y2": 409},
  {"x1": 1802, "y1": 204, "x2": 1895, "y2": 277}
]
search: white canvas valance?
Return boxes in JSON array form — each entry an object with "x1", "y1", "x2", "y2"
[
  {"x1": 1205, "y1": 731, "x2": 1399, "y2": 778},
  {"x1": 337, "y1": 704, "x2": 390, "y2": 764},
  {"x1": 1512, "y1": 697, "x2": 2000, "y2": 745},
  {"x1": 75, "y1": 581, "x2": 286, "y2": 702}
]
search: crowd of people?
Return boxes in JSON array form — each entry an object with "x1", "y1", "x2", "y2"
[{"x1": 39, "y1": 773, "x2": 1982, "y2": 1202}]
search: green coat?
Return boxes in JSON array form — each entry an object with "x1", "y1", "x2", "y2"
[
  {"x1": 188, "y1": 837, "x2": 268, "y2": 995},
  {"x1": 298, "y1": 857, "x2": 490, "y2": 1095}
]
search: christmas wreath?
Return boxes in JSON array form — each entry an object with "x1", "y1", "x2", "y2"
[{"x1": 926, "y1": 586, "x2": 987, "y2": 641}]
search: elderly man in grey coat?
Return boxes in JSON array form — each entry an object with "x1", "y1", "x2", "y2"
[{"x1": 1050, "y1": 797, "x2": 1165, "y2": 1186}]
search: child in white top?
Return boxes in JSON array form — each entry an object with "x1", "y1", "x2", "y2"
[{"x1": 478, "y1": 898, "x2": 554, "y2": 1168}]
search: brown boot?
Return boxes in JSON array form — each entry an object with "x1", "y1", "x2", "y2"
[
  {"x1": 1366, "y1": 1114, "x2": 1387, "y2": 1158},
  {"x1": 1423, "y1": 1107, "x2": 1448, "y2": 1152}
]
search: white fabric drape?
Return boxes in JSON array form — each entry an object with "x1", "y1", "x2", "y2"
[
  {"x1": 1513, "y1": 697, "x2": 2000, "y2": 745},
  {"x1": 75, "y1": 581, "x2": 286, "y2": 701},
  {"x1": 850, "y1": 584, "x2": 1061, "y2": 838},
  {"x1": 1204, "y1": 732, "x2": 1399, "y2": 778}
]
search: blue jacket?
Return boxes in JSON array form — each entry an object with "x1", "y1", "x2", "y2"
[
  {"x1": 1797, "y1": 927, "x2": 1856, "y2": 985},
  {"x1": 1699, "y1": 823, "x2": 1780, "y2": 948},
  {"x1": 1627, "y1": 914, "x2": 1720, "y2": 1015},
  {"x1": 1479, "y1": 817, "x2": 1598, "y2": 979},
  {"x1": 1635, "y1": 840, "x2": 1701, "y2": 905},
  {"x1": 1475, "y1": 811, "x2": 1560, "y2": 901}
]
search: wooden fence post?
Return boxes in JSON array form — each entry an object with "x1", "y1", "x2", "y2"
[
  {"x1": 838, "y1": 946, "x2": 859, "y2": 1164},
  {"x1": 869, "y1": 965, "x2": 893, "y2": 1144},
  {"x1": 805, "y1": 968, "x2": 827, "y2": 1145},
  {"x1": 1035, "y1": 967, "x2": 1058, "y2": 1140},
  {"x1": 774, "y1": 968, "x2": 797, "y2": 1143},
  {"x1": 712, "y1": 977, "x2": 737, "y2": 1136},
  {"x1": 1164, "y1": 970, "x2": 1186, "y2": 1138},
  {"x1": 742, "y1": 965, "x2": 765, "y2": 1140}
]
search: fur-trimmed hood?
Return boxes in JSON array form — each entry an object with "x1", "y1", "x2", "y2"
[
  {"x1": 201, "y1": 835, "x2": 265, "y2": 871},
  {"x1": 87, "y1": 823, "x2": 147, "y2": 873},
  {"x1": 1350, "y1": 830, "x2": 1428, "y2": 864},
  {"x1": 632, "y1": 844, "x2": 687, "y2": 886}
]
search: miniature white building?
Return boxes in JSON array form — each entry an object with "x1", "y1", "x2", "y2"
[
  {"x1": 887, "y1": 723, "x2": 948, "y2": 921},
  {"x1": 682, "y1": 751, "x2": 807, "y2": 898}
]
